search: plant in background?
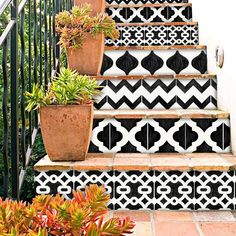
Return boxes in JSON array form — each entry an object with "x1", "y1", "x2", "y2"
[
  {"x1": 0, "y1": 185, "x2": 135, "y2": 236},
  {"x1": 55, "y1": 4, "x2": 119, "y2": 49},
  {"x1": 25, "y1": 68, "x2": 101, "y2": 112}
]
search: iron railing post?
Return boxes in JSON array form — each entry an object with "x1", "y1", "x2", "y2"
[{"x1": 10, "y1": 0, "x2": 19, "y2": 200}]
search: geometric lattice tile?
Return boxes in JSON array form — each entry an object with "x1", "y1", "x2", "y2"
[
  {"x1": 114, "y1": 171, "x2": 154, "y2": 210},
  {"x1": 34, "y1": 170, "x2": 74, "y2": 200},
  {"x1": 106, "y1": 23, "x2": 199, "y2": 46},
  {"x1": 101, "y1": 49, "x2": 208, "y2": 76},
  {"x1": 35, "y1": 170, "x2": 236, "y2": 210},
  {"x1": 74, "y1": 170, "x2": 114, "y2": 209},
  {"x1": 154, "y1": 171, "x2": 194, "y2": 210},
  {"x1": 89, "y1": 118, "x2": 231, "y2": 153},
  {"x1": 195, "y1": 171, "x2": 235, "y2": 210}
]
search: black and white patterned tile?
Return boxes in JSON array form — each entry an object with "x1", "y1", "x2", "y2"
[
  {"x1": 101, "y1": 49, "x2": 208, "y2": 76},
  {"x1": 35, "y1": 170, "x2": 74, "y2": 199},
  {"x1": 74, "y1": 170, "x2": 115, "y2": 208},
  {"x1": 89, "y1": 118, "x2": 231, "y2": 153},
  {"x1": 154, "y1": 171, "x2": 194, "y2": 210},
  {"x1": 105, "y1": 24, "x2": 199, "y2": 46},
  {"x1": 106, "y1": 4, "x2": 192, "y2": 23},
  {"x1": 114, "y1": 171, "x2": 154, "y2": 210},
  {"x1": 94, "y1": 78, "x2": 216, "y2": 110},
  {"x1": 195, "y1": 171, "x2": 235, "y2": 210},
  {"x1": 35, "y1": 170, "x2": 236, "y2": 210},
  {"x1": 106, "y1": 0, "x2": 188, "y2": 5}
]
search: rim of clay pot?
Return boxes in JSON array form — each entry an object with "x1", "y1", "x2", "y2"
[{"x1": 40, "y1": 103, "x2": 93, "y2": 108}]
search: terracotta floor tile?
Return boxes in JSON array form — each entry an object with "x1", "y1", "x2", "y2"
[
  {"x1": 73, "y1": 157, "x2": 112, "y2": 171},
  {"x1": 200, "y1": 223, "x2": 236, "y2": 236},
  {"x1": 150, "y1": 157, "x2": 190, "y2": 171},
  {"x1": 113, "y1": 157, "x2": 150, "y2": 171},
  {"x1": 154, "y1": 211, "x2": 193, "y2": 222},
  {"x1": 193, "y1": 211, "x2": 235, "y2": 222},
  {"x1": 155, "y1": 222, "x2": 199, "y2": 236},
  {"x1": 132, "y1": 222, "x2": 152, "y2": 236},
  {"x1": 113, "y1": 210, "x2": 151, "y2": 221}
]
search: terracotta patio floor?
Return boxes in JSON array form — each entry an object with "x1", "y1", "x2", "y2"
[{"x1": 109, "y1": 211, "x2": 236, "y2": 236}]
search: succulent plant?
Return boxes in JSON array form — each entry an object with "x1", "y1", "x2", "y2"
[
  {"x1": 0, "y1": 185, "x2": 135, "y2": 236},
  {"x1": 55, "y1": 4, "x2": 120, "y2": 49}
]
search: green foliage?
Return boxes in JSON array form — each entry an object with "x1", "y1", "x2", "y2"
[
  {"x1": 25, "y1": 68, "x2": 101, "y2": 112},
  {"x1": 55, "y1": 4, "x2": 120, "y2": 49},
  {"x1": 0, "y1": 185, "x2": 135, "y2": 236}
]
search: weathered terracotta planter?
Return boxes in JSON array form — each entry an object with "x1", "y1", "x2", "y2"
[
  {"x1": 67, "y1": 33, "x2": 104, "y2": 76},
  {"x1": 40, "y1": 104, "x2": 93, "y2": 161},
  {"x1": 74, "y1": 0, "x2": 105, "y2": 16}
]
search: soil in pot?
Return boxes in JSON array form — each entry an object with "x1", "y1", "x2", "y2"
[
  {"x1": 74, "y1": 0, "x2": 105, "y2": 16},
  {"x1": 40, "y1": 104, "x2": 93, "y2": 161},
  {"x1": 67, "y1": 33, "x2": 104, "y2": 76}
]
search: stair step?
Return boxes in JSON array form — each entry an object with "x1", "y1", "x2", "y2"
[
  {"x1": 106, "y1": 22, "x2": 199, "y2": 46},
  {"x1": 89, "y1": 110, "x2": 230, "y2": 154},
  {"x1": 34, "y1": 153, "x2": 236, "y2": 210},
  {"x1": 106, "y1": 0, "x2": 188, "y2": 5},
  {"x1": 106, "y1": 3, "x2": 192, "y2": 23},
  {"x1": 101, "y1": 46, "x2": 207, "y2": 76},
  {"x1": 95, "y1": 74, "x2": 217, "y2": 110},
  {"x1": 35, "y1": 153, "x2": 236, "y2": 172}
]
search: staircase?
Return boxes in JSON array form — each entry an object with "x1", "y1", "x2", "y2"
[{"x1": 34, "y1": 0, "x2": 236, "y2": 211}]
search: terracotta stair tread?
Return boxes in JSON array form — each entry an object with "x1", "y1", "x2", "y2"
[
  {"x1": 105, "y1": 45, "x2": 206, "y2": 51},
  {"x1": 34, "y1": 153, "x2": 236, "y2": 172},
  {"x1": 94, "y1": 74, "x2": 216, "y2": 80},
  {"x1": 116, "y1": 22, "x2": 198, "y2": 26},
  {"x1": 106, "y1": 3, "x2": 191, "y2": 8},
  {"x1": 93, "y1": 109, "x2": 229, "y2": 119}
]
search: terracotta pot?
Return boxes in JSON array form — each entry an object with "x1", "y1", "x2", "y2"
[
  {"x1": 40, "y1": 104, "x2": 93, "y2": 161},
  {"x1": 74, "y1": 0, "x2": 105, "y2": 16},
  {"x1": 67, "y1": 33, "x2": 104, "y2": 76}
]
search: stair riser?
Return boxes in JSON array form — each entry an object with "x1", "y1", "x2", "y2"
[
  {"x1": 95, "y1": 78, "x2": 217, "y2": 110},
  {"x1": 35, "y1": 170, "x2": 236, "y2": 210},
  {"x1": 89, "y1": 118, "x2": 230, "y2": 153},
  {"x1": 106, "y1": 5, "x2": 192, "y2": 23},
  {"x1": 101, "y1": 49, "x2": 207, "y2": 76},
  {"x1": 105, "y1": 24, "x2": 199, "y2": 46},
  {"x1": 106, "y1": 0, "x2": 188, "y2": 5}
]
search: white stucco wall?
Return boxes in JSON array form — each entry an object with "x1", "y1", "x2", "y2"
[{"x1": 191, "y1": 0, "x2": 236, "y2": 153}]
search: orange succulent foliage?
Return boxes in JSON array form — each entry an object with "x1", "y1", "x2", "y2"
[{"x1": 0, "y1": 185, "x2": 135, "y2": 236}]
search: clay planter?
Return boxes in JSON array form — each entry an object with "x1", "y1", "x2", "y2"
[
  {"x1": 74, "y1": 0, "x2": 105, "y2": 16},
  {"x1": 40, "y1": 104, "x2": 93, "y2": 161},
  {"x1": 67, "y1": 33, "x2": 104, "y2": 76}
]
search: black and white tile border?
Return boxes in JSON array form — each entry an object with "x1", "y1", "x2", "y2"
[
  {"x1": 89, "y1": 118, "x2": 230, "y2": 153},
  {"x1": 106, "y1": 0, "x2": 188, "y2": 4},
  {"x1": 101, "y1": 49, "x2": 208, "y2": 76},
  {"x1": 94, "y1": 78, "x2": 217, "y2": 110},
  {"x1": 106, "y1": 5, "x2": 192, "y2": 23},
  {"x1": 106, "y1": 24, "x2": 199, "y2": 46},
  {"x1": 35, "y1": 170, "x2": 236, "y2": 210}
]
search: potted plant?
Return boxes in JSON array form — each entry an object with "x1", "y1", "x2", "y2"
[
  {"x1": 0, "y1": 184, "x2": 135, "y2": 235},
  {"x1": 55, "y1": 4, "x2": 119, "y2": 75},
  {"x1": 74, "y1": 0, "x2": 105, "y2": 16},
  {"x1": 25, "y1": 68, "x2": 100, "y2": 161}
]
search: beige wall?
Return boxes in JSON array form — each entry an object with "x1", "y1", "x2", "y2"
[{"x1": 192, "y1": 0, "x2": 236, "y2": 153}]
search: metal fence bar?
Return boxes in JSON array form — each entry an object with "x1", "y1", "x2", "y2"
[
  {"x1": 0, "y1": 0, "x2": 70, "y2": 200},
  {"x1": 10, "y1": 0, "x2": 19, "y2": 200}
]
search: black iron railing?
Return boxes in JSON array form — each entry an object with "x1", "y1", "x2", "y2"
[{"x1": 0, "y1": 0, "x2": 72, "y2": 200}]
